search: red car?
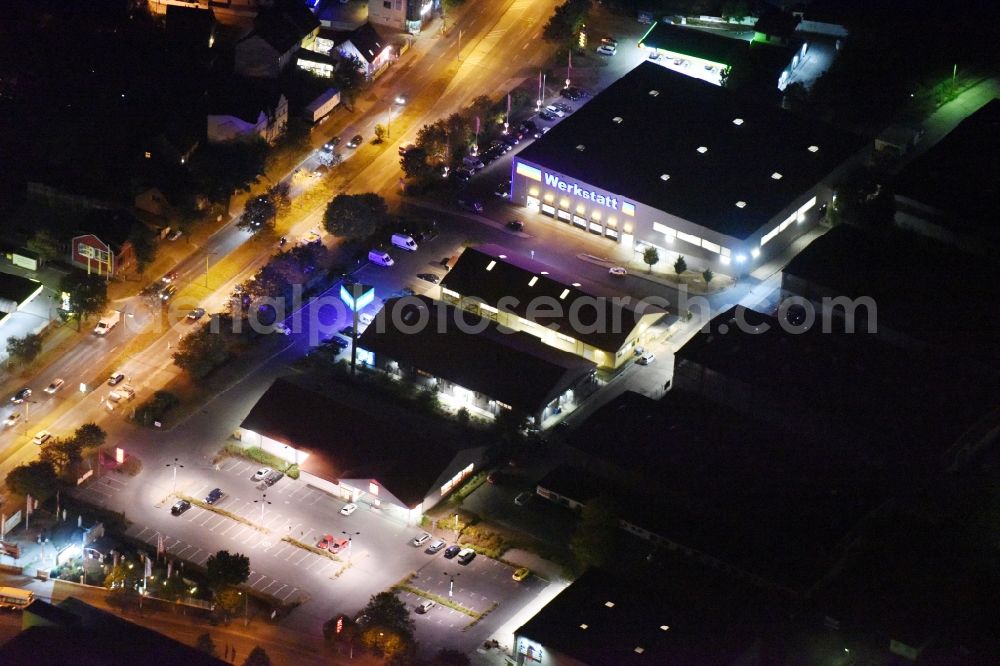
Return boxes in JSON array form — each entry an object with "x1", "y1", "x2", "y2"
[
  {"x1": 316, "y1": 534, "x2": 335, "y2": 550},
  {"x1": 329, "y1": 538, "x2": 350, "y2": 554}
]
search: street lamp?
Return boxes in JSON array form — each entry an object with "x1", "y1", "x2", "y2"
[
  {"x1": 165, "y1": 457, "x2": 184, "y2": 495},
  {"x1": 341, "y1": 530, "x2": 361, "y2": 563},
  {"x1": 443, "y1": 571, "x2": 460, "y2": 598},
  {"x1": 205, "y1": 251, "x2": 218, "y2": 288},
  {"x1": 238, "y1": 590, "x2": 249, "y2": 627},
  {"x1": 254, "y1": 492, "x2": 272, "y2": 523}
]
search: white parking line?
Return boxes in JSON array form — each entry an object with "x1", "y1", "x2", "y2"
[
  {"x1": 284, "y1": 548, "x2": 298, "y2": 561},
  {"x1": 281, "y1": 587, "x2": 297, "y2": 601},
  {"x1": 220, "y1": 523, "x2": 240, "y2": 536},
  {"x1": 177, "y1": 545, "x2": 192, "y2": 557},
  {"x1": 272, "y1": 584, "x2": 287, "y2": 597},
  {"x1": 260, "y1": 580, "x2": 277, "y2": 592},
  {"x1": 292, "y1": 551, "x2": 310, "y2": 565}
]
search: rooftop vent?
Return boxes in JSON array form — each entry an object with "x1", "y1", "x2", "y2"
[
  {"x1": 612, "y1": 116, "x2": 623, "y2": 123},
  {"x1": 808, "y1": 145, "x2": 819, "y2": 153},
  {"x1": 697, "y1": 146, "x2": 708, "y2": 154},
  {"x1": 605, "y1": 601, "x2": 615, "y2": 608},
  {"x1": 732, "y1": 118, "x2": 744, "y2": 125},
  {"x1": 528, "y1": 276, "x2": 539, "y2": 287},
  {"x1": 735, "y1": 201, "x2": 747, "y2": 208},
  {"x1": 771, "y1": 172, "x2": 783, "y2": 180},
  {"x1": 660, "y1": 174, "x2": 670, "y2": 181},
  {"x1": 486, "y1": 260, "x2": 497, "y2": 271},
  {"x1": 648, "y1": 90, "x2": 659, "y2": 96},
  {"x1": 560, "y1": 288, "x2": 570, "y2": 299},
  {"x1": 576, "y1": 145, "x2": 586, "y2": 151}
]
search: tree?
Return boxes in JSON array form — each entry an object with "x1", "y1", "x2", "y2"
[
  {"x1": 702, "y1": 268, "x2": 714, "y2": 284},
  {"x1": 60, "y1": 270, "x2": 109, "y2": 321},
  {"x1": 128, "y1": 224, "x2": 157, "y2": 273},
  {"x1": 400, "y1": 145, "x2": 433, "y2": 181},
  {"x1": 194, "y1": 633, "x2": 217, "y2": 657},
  {"x1": 361, "y1": 591, "x2": 414, "y2": 643},
  {"x1": 361, "y1": 626, "x2": 409, "y2": 659},
  {"x1": 333, "y1": 54, "x2": 368, "y2": 109},
  {"x1": 205, "y1": 550, "x2": 251, "y2": 590},
  {"x1": 673, "y1": 255, "x2": 687, "y2": 275},
  {"x1": 238, "y1": 195, "x2": 277, "y2": 235},
  {"x1": 5, "y1": 460, "x2": 60, "y2": 501},
  {"x1": 189, "y1": 141, "x2": 267, "y2": 205},
  {"x1": 373, "y1": 123, "x2": 387, "y2": 143},
  {"x1": 39, "y1": 438, "x2": 82, "y2": 473},
  {"x1": 570, "y1": 494, "x2": 619, "y2": 572},
  {"x1": 26, "y1": 229, "x2": 61, "y2": 263},
  {"x1": 433, "y1": 648, "x2": 471, "y2": 666},
  {"x1": 268, "y1": 181, "x2": 292, "y2": 215},
  {"x1": 215, "y1": 585, "x2": 242, "y2": 615},
  {"x1": 542, "y1": 0, "x2": 591, "y2": 46},
  {"x1": 416, "y1": 121, "x2": 450, "y2": 163},
  {"x1": 74, "y1": 423, "x2": 107, "y2": 449},
  {"x1": 721, "y1": 0, "x2": 751, "y2": 21},
  {"x1": 173, "y1": 325, "x2": 229, "y2": 379},
  {"x1": 6, "y1": 333, "x2": 43, "y2": 364},
  {"x1": 642, "y1": 246, "x2": 659, "y2": 272},
  {"x1": 242, "y1": 646, "x2": 271, "y2": 666},
  {"x1": 322, "y1": 193, "x2": 389, "y2": 240}
]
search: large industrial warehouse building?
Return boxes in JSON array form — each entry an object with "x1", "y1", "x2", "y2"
[{"x1": 511, "y1": 61, "x2": 864, "y2": 272}]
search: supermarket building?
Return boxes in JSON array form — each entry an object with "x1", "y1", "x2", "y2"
[{"x1": 511, "y1": 62, "x2": 864, "y2": 272}]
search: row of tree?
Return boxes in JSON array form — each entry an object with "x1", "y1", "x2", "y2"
[{"x1": 5, "y1": 423, "x2": 107, "y2": 501}]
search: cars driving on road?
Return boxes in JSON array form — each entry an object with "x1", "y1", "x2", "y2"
[
  {"x1": 4, "y1": 413, "x2": 21, "y2": 428},
  {"x1": 187, "y1": 308, "x2": 206, "y2": 322},
  {"x1": 411, "y1": 532, "x2": 432, "y2": 547},
  {"x1": 457, "y1": 547, "x2": 477, "y2": 565},
  {"x1": 44, "y1": 379, "x2": 64, "y2": 394},
  {"x1": 347, "y1": 134, "x2": 363, "y2": 148},
  {"x1": 251, "y1": 467, "x2": 272, "y2": 482},
  {"x1": 108, "y1": 372, "x2": 125, "y2": 386},
  {"x1": 11, "y1": 388, "x2": 31, "y2": 403},
  {"x1": 458, "y1": 199, "x2": 484, "y2": 214},
  {"x1": 340, "y1": 503, "x2": 358, "y2": 516},
  {"x1": 205, "y1": 488, "x2": 224, "y2": 505},
  {"x1": 159, "y1": 284, "x2": 178, "y2": 302},
  {"x1": 608, "y1": 266, "x2": 628, "y2": 277},
  {"x1": 170, "y1": 500, "x2": 191, "y2": 516},
  {"x1": 506, "y1": 220, "x2": 524, "y2": 231},
  {"x1": 443, "y1": 545, "x2": 461, "y2": 559}
]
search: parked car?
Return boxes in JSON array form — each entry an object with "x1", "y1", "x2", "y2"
[
  {"x1": 637, "y1": 351, "x2": 656, "y2": 365},
  {"x1": 520, "y1": 120, "x2": 541, "y2": 137},
  {"x1": 398, "y1": 143, "x2": 415, "y2": 156},
  {"x1": 495, "y1": 181, "x2": 511, "y2": 198},
  {"x1": 264, "y1": 470, "x2": 283, "y2": 486},
  {"x1": 187, "y1": 308, "x2": 206, "y2": 322},
  {"x1": 597, "y1": 44, "x2": 617, "y2": 56},
  {"x1": 457, "y1": 548, "x2": 477, "y2": 565},
  {"x1": 457, "y1": 199, "x2": 484, "y2": 214},
  {"x1": 506, "y1": 220, "x2": 524, "y2": 231},
  {"x1": 514, "y1": 491, "x2": 533, "y2": 506},
  {"x1": 411, "y1": 532, "x2": 432, "y2": 547},
  {"x1": 109, "y1": 386, "x2": 136, "y2": 402},
  {"x1": 560, "y1": 87, "x2": 584, "y2": 101},
  {"x1": 32, "y1": 430, "x2": 52, "y2": 446},
  {"x1": 170, "y1": 500, "x2": 191, "y2": 516},
  {"x1": 205, "y1": 488, "x2": 224, "y2": 505},
  {"x1": 44, "y1": 379, "x2": 65, "y2": 394},
  {"x1": 11, "y1": 388, "x2": 31, "y2": 403},
  {"x1": 417, "y1": 273, "x2": 440, "y2": 284},
  {"x1": 512, "y1": 567, "x2": 530, "y2": 582},
  {"x1": 500, "y1": 133, "x2": 519, "y2": 148},
  {"x1": 340, "y1": 503, "x2": 358, "y2": 516},
  {"x1": 108, "y1": 372, "x2": 125, "y2": 386},
  {"x1": 416, "y1": 599, "x2": 436, "y2": 614},
  {"x1": 316, "y1": 534, "x2": 336, "y2": 549},
  {"x1": 553, "y1": 102, "x2": 573, "y2": 114},
  {"x1": 425, "y1": 539, "x2": 446, "y2": 554},
  {"x1": 251, "y1": 467, "x2": 272, "y2": 482},
  {"x1": 543, "y1": 105, "x2": 565, "y2": 118},
  {"x1": 322, "y1": 335, "x2": 350, "y2": 350},
  {"x1": 608, "y1": 266, "x2": 628, "y2": 277},
  {"x1": 443, "y1": 545, "x2": 461, "y2": 559},
  {"x1": 538, "y1": 110, "x2": 557, "y2": 121},
  {"x1": 347, "y1": 134, "x2": 363, "y2": 148},
  {"x1": 601, "y1": 36, "x2": 618, "y2": 47},
  {"x1": 4, "y1": 413, "x2": 21, "y2": 428},
  {"x1": 339, "y1": 325, "x2": 356, "y2": 337},
  {"x1": 329, "y1": 538, "x2": 350, "y2": 554}
]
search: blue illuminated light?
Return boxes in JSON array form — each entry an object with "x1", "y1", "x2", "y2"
[{"x1": 340, "y1": 284, "x2": 375, "y2": 312}]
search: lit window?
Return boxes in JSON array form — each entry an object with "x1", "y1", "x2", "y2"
[
  {"x1": 697, "y1": 146, "x2": 708, "y2": 154},
  {"x1": 721, "y1": 247, "x2": 731, "y2": 257},
  {"x1": 735, "y1": 201, "x2": 747, "y2": 208},
  {"x1": 736, "y1": 254, "x2": 747, "y2": 263},
  {"x1": 612, "y1": 116, "x2": 623, "y2": 123},
  {"x1": 486, "y1": 260, "x2": 496, "y2": 271},
  {"x1": 591, "y1": 210, "x2": 602, "y2": 220},
  {"x1": 751, "y1": 248, "x2": 761, "y2": 258},
  {"x1": 677, "y1": 231, "x2": 701, "y2": 246},
  {"x1": 720, "y1": 255, "x2": 731, "y2": 265},
  {"x1": 576, "y1": 203, "x2": 586, "y2": 214},
  {"x1": 560, "y1": 289, "x2": 570, "y2": 299},
  {"x1": 560, "y1": 198, "x2": 570, "y2": 209},
  {"x1": 368, "y1": 482, "x2": 379, "y2": 495},
  {"x1": 605, "y1": 601, "x2": 615, "y2": 608},
  {"x1": 653, "y1": 222, "x2": 675, "y2": 236},
  {"x1": 528, "y1": 187, "x2": 539, "y2": 196},
  {"x1": 732, "y1": 118, "x2": 744, "y2": 125},
  {"x1": 543, "y1": 193, "x2": 554, "y2": 202},
  {"x1": 702, "y1": 240, "x2": 721, "y2": 253},
  {"x1": 771, "y1": 172, "x2": 783, "y2": 180},
  {"x1": 528, "y1": 276, "x2": 538, "y2": 287},
  {"x1": 660, "y1": 174, "x2": 670, "y2": 181},
  {"x1": 808, "y1": 145, "x2": 819, "y2": 152},
  {"x1": 648, "y1": 90, "x2": 659, "y2": 96}
]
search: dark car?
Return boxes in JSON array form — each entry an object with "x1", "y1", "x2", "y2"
[
  {"x1": 159, "y1": 284, "x2": 178, "y2": 302},
  {"x1": 458, "y1": 199, "x2": 484, "y2": 214},
  {"x1": 417, "y1": 273, "x2": 440, "y2": 284},
  {"x1": 11, "y1": 388, "x2": 31, "y2": 403},
  {"x1": 187, "y1": 308, "x2": 206, "y2": 322},
  {"x1": 264, "y1": 470, "x2": 284, "y2": 487},
  {"x1": 506, "y1": 220, "x2": 524, "y2": 232},
  {"x1": 538, "y1": 110, "x2": 557, "y2": 121},
  {"x1": 204, "y1": 488, "x2": 224, "y2": 505},
  {"x1": 520, "y1": 120, "x2": 541, "y2": 137},
  {"x1": 451, "y1": 167, "x2": 473, "y2": 183},
  {"x1": 495, "y1": 181, "x2": 511, "y2": 199},
  {"x1": 501, "y1": 134, "x2": 519, "y2": 148},
  {"x1": 339, "y1": 325, "x2": 355, "y2": 337},
  {"x1": 170, "y1": 500, "x2": 191, "y2": 516},
  {"x1": 322, "y1": 335, "x2": 350, "y2": 350},
  {"x1": 347, "y1": 134, "x2": 363, "y2": 149},
  {"x1": 443, "y1": 545, "x2": 461, "y2": 559}
]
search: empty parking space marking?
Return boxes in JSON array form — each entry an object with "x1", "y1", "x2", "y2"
[
  {"x1": 291, "y1": 551, "x2": 310, "y2": 566},
  {"x1": 260, "y1": 580, "x2": 278, "y2": 593},
  {"x1": 176, "y1": 545, "x2": 193, "y2": 557},
  {"x1": 280, "y1": 587, "x2": 298, "y2": 601}
]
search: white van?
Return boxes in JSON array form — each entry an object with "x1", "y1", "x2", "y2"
[
  {"x1": 391, "y1": 234, "x2": 418, "y2": 252},
  {"x1": 368, "y1": 249, "x2": 394, "y2": 267}
]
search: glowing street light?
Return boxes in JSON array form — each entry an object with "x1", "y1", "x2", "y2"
[
  {"x1": 165, "y1": 457, "x2": 184, "y2": 495},
  {"x1": 341, "y1": 530, "x2": 361, "y2": 563}
]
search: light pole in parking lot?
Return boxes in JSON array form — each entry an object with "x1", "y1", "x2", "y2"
[
  {"x1": 254, "y1": 492, "x2": 272, "y2": 523},
  {"x1": 165, "y1": 457, "x2": 184, "y2": 495},
  {"x1": 238, "y1": 590, "x2": 248, "y2": 627},
  {"x1": 341, "y1": 530, "x2": 360, "y2": 563},
  {"x1": 443, "y1": 571, "x2": 460, "y2": 598}
]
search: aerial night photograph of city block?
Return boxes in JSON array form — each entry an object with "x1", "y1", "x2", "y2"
[{"x1": 0, "y1": 0, "x2": 999, "y2": 664}]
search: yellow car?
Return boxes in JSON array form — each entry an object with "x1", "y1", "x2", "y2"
[{"x1": 512, "y1": 567, "x2": 530, "y2": 582}]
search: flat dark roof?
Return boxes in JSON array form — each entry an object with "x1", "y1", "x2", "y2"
[
  {"x1": 516, "y1": 567, "x2": 763, "y2": 664},
  {"x1": 357, "y1": 295, "x2": 595, "y2": 414},
  {"x1": 782, "y1": 224, "x2": 1000, "y2": 351},
  {"x1": 0, "y1": 271, "x2": 41, "y2": 306},
  {"x1": 239, "y1": 379, "x2": 460, "y2": 506},
  {"x1": 518, "y1": 61, "x2": 863, "y2": 238},
  {"x1": 440, "y1": 247, "x2": 665, "y2": 353},
  {"x1": 639, "y1": 21, "x2": 748, "y2": 64},
  {"x1": 894, "y1": 97, "x2": 1000, "y2": 236}
]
